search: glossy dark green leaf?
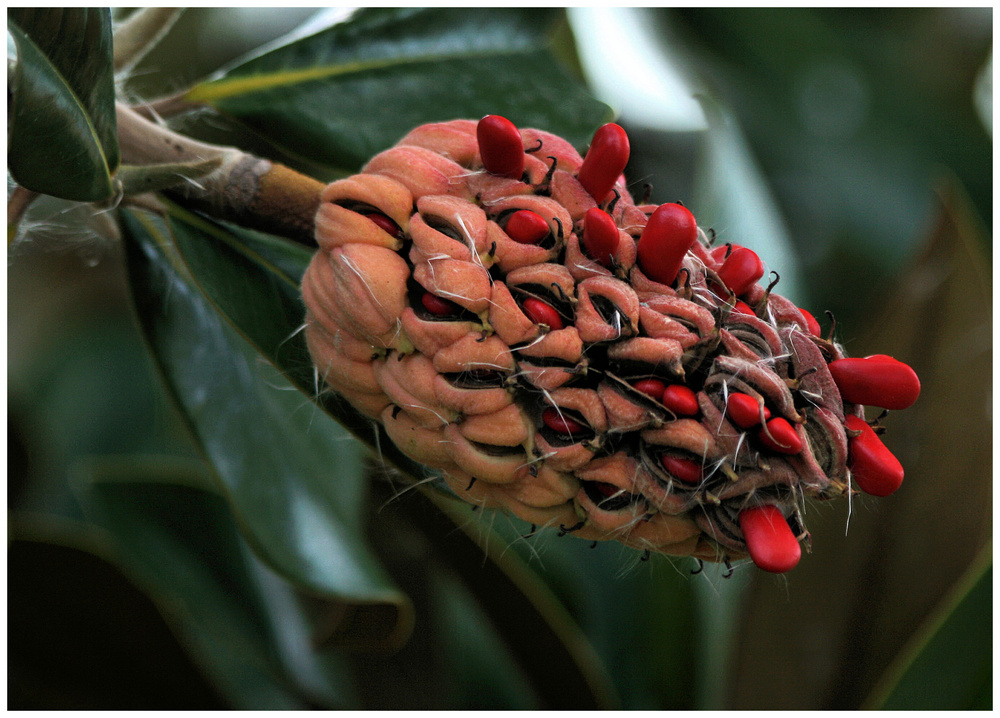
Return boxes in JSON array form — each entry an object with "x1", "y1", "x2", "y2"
[
  {"x1": 186, "y1": 8, "x2": 610, "y2": 170},
  {"x1": 8, "y1": 9, "x2": 119, "y2": 201},
  {"x1": 120, "y1": 208, "x2": 412, "y2": 649},
  {"x1": 74, "y1": 457, "x2": 352, "y2": 709},
  {"x1": 867, "y1": 549, "x2": 992, "y2": 710}
]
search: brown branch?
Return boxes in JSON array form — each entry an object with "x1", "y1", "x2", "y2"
[{"x1": 116, "y1": 103, "x2": 324, "y2": 244}]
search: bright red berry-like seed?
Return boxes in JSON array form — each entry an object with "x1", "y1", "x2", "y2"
[
  {"x1": 739, "y1": 504, "x2": 801, "y2": 573},
  {"x1": 421, "y1": 291, "x2": 461, "y2": 317},
  {"x1": 632, "y1": 378, "x2": 667, "y2": 400},
  {"x1": 577, "y1": 123, "x2": 630, "y2": 203},
  {"x1": 522, "y1": 297, "x2": 564, "y2": 330},
  {"x1": 637, "y1": 203, "x2": 698, "y2": 286},
  {"x1": 845, "y1": 414, "x2": 904, "y2": 497},
  {"x1": 799, "y1": 307, "x2": 821, "y2": 336},
  {"x1": 477, "y1": 115, "x2": 525, "y2": 180},
  {"x1": 660, "y1": 454, "x2": 702, "y2": 484},
  {"x1": 505, "y1": 209, "x2": 550, "y2": 244},
  {"x1": 542, "y1": 407, "x2": 586, "y2": 436},
  {"x1": 662, "y1": 385, "x2": 699, "y2": 417},
  {"x1": 828, "y1": 356, "x2": 920, "y2": 411},
  {"x1": 726, "y1": 392, "x2": 770, "y2": 429},
  {"x1": 758, "y1": 417, "x2": 802, "y2": 454},
  {"x1": 733, "y1": 300, "x2": 756, "y2": 316},
  {"x1": 364, "y1": 212, "x2": 400, "y2": 237},
  {"x1": 582, "y1": 207, "x2": 620, "y2": 266},
  {"x1": 717, "y1": 246, "x2": 764, "y2": 296}
]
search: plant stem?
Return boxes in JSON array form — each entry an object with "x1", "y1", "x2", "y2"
[
  {"x1": 116, "y1": 103, "x2": 324, "y2": 244},
  {"x1": 113, "y1": 8, "x2": 185, "y2": 74},
  {"x1": 131, "y1": 91, "x2": 201, "y2": 121}
]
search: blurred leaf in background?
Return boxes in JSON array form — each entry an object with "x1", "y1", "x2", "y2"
[{"x1": 663, "y1": 8, "x2": 992, "y2": 328}]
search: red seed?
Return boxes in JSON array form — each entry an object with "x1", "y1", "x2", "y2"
[
  {"x1": 542, "y1": 406, "x2": 585, "y2": 436},
  {"x1": 757, "y1": 417, "x2": 802, "y2": 454},
  {"x1": 726, "y1": 392, "x2": 770, "y2": 429},
  {"x1": 421, "y1": 291, "x2": 460, "y2": 317},
  {"x1": 477, "y1": 115, "x2": 525, "y2": 180},
  {"x1": 733, "y1": 300, "x2": 756, "y2": 316},
  {"x1": 799, "y1": 307, "x2": 821, "y2": 336},
  {"x1": 636, "y1": 203, "x2": 698, "y2": 286},
  {"x1": 591, "y1": 481, "x2": 621, "y2": 498},
  {"x1": 660, "y1": 455, "x2": 702, "y2": 484},
  {"x1": 364, "y1": 212, "x2": 400, "y2": 237},
  {"x1": 505, "y1": 209, "x2": 550, "y2": 244},
  {"x1": 717, "y1": 246, "x2": 764, "y2": 296},
  {"x1": 828, "y1": 356, "x2": 920, "y2": 411},
  {"x1": 522, "y1": 297, "x2": 564, "y2": 330},
  {"x1": 738, "y1": 504, "x2": 801, "y2": 573},
  {"x1": 582, "y1": 207, "x2": 620, "y2": 266},
  {"x1": 662, "y1": 385, "x2": 699, "y2": 417},
  {"x1": 845, "y1": 414, "x2": 904, "y2": 497},
  {"x1": 577, "y1": 123, "x2": 630, "y2": 203},
  {"x1": 632, "y1": 378, "x2": 667, "y2": 400}
]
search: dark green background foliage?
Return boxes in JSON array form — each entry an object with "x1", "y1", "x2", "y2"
[{"x1": 8, "y1": 7, "x2": 992, "y2": 710}]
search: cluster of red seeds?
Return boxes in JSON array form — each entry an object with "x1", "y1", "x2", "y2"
[{"x1": 301, "y1": 115, "x2": 920, "y2": 573}]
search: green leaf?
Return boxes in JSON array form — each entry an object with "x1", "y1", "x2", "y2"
[
  {"x1": 74, "y1": 457, "x2": 356, "y2": 709},
  {"x1": 120, "y1": 208, "x2": 412, "y2": 650},
  {"x1": 8, "y1": 9, "x2": 119, "y2": 201},
  {"x1": 866, "y1": 548, "x2": 992, "y2": 710},
  {"x1": 186, "y1": 8, "x2": 610, "y2": 170}
]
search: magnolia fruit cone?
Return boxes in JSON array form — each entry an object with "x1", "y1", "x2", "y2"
[{"x1": 301, "y1": 116, "x2": 920, "y2": 573}]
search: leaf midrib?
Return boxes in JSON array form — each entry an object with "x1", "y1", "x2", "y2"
[{"x1": 186, "y1": 46, "x2": 538, "y2": 103}]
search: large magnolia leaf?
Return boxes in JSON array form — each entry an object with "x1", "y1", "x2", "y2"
[
  {"x1": 121, "y1": 208, "x2": 412, "y2": 651},
  {"x1": 185, "y1": 8, "x2": 610, "y2": 170},
  {"x1": 8, "y1": 9, "x2": 119, "y2": 201}
]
